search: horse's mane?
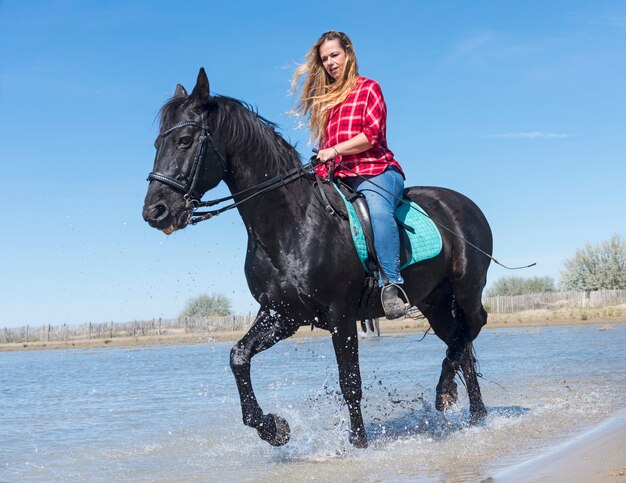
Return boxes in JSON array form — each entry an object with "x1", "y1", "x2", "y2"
[{"x1": 158, "y1": 94, "x2": 302, "y2": 173}]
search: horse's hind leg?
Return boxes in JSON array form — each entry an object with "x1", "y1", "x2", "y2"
[
  {"x1": 419, "y1": 288, "x2": 463, "y2": 411},
  {"x1": 230, "y1": 309, "x2": 299, "y2": 446},
  {"x1": 420, "y1": 285, "x2": 486, "y2": 418},
  {"x1": 454, "y1": 290, "x2": 488, "y2": 422},
  {"x1": 434, "y1": 322, "x2": 486, "y2": 423},
  {"x1": 460, "y1": 343, "x2": 487, "y2": 423}
]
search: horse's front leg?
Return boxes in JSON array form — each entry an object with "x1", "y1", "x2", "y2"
[
  {"x1": 230, "y1": 309, "x2": 299, "y2": 446},
  {"x1": 330, "y1": 317, "x2": 368, "y2": 448}
]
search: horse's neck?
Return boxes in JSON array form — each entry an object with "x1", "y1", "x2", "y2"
[
  {"x1": 213, "y1": 101, "x2": 317, "y2": 241},
  {"x1": 225, "y1": 154, "x2": 315, "y2": 240}
]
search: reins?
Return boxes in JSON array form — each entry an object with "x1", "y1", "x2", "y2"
[
  {"x1": 148, "y1": 119, "x2": 534, "y2": 270},
  {"x1": 189, "y1": 161, "x2": 316, "y2": 224}
]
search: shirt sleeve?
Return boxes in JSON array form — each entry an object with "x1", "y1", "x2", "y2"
[{"x1": 361, "y1": 81, "x2": 387, "y2": 147}]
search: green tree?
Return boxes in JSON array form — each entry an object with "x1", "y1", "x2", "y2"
[
  {"x1": 560, "y1": 234, "x2": 626, "y2": 291},
  {"x1": 486, "y1": 276, "x2": 555, "y2": 297},
  {"x1": 181, "y1": 293, "x2": 232, "y2": 317}
]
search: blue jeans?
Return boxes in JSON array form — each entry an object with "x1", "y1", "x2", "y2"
[{"x1": 344, "y1": 167, "x2": 405, "y2": 286}]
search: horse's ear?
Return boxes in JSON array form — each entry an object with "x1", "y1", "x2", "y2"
[
  {"x1": 174, "y1": 83, "x2": 188, "y2": 98},
  {"x1": 191, "y1": 67, "x2": 210, "y2": 101}
]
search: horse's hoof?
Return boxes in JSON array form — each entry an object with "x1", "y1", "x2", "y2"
[
  {"x1": 435, "y1": 382, "x2": 458, "y2": 411},
  {"x1": 349, "y1": 430, "x2": 368, "y2": 448},
  {"x1": 469, "y1": 405, "x2": 487, "y2": 425},
  {"x1": 257, "y1": 413, "x2": 291, "y2": 446}
]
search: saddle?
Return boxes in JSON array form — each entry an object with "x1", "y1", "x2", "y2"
[{"x1": 314, "y1": 179, "x2": 443, "y2": 272}]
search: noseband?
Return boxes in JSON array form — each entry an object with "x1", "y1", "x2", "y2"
[{"x1": 147, "y1": 120, "x2": 229, "y2": 208}]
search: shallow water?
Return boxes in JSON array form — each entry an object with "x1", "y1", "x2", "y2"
[{"x1": 1, "y1": 324, "x2": 625, "y2": 481}]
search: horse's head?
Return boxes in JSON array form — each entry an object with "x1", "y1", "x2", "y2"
[{"x1": 142, "y1": 68, "x2": 227, "y2": 234}]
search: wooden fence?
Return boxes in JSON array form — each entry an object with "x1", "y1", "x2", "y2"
[
  {"x1": 3, "y1": 289, "x2": 625, "y2": 343},
  {"x1": 484, "y1": 289, "x2": 626, "y2": 314},
  {"x1": 0, "y1": 314, "x2": 256, "y2": 345}
]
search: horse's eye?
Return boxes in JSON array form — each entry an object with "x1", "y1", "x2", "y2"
[{"x1": 178, "y1": 136, "x2": 192, "y2": 147}]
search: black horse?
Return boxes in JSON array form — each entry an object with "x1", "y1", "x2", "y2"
[{"x1": 143, "y1": 68, "x2": 493, "y2": 448}]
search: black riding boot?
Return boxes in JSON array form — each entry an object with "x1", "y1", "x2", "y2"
[{"x1": 381, "y1": 284, "x2": 407, "y2": 320}]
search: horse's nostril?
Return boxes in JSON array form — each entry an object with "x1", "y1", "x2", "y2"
[{"x1": 150, "y1": 203, "x2": 169, "y2": 222}]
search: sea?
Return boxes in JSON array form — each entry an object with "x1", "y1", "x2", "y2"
[{"x1": 1, "y1": 323, "x2": 625, "y2": 481}]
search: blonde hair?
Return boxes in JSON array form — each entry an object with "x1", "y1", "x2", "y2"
[{"x1": 290, "y1": 31, "x2": 360, "y2": 144}]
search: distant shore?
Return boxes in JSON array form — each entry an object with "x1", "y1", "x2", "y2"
[{"x1": 1, "y1": 306, "x2": 624, "y2": 352}]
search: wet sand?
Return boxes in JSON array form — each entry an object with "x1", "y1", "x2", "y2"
[{"x1": 487, "y1": 408, "x2": 626, "y2": 482}]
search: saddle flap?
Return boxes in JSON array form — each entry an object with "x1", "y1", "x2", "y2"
[{"x1": 331, "y1": 184, "x2": 443, "y2": 273}]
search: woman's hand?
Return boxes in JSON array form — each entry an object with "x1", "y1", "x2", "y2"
[
  {"x1": 316, "y1": 147, "x2": 339, "y2": 163},
  {"x1": 317, "y1": 133, "x2": 372, "y2": 164}
]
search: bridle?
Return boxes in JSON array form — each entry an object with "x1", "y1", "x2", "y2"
[
  {"x1": 147, "y1": 119, "x2": 315, "y2": 225},
  {"x1": 147, "y1": 119, "x2": 229, "y2": 206}
]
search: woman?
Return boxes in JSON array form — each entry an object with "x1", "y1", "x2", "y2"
[{"x1": 291, "y1": 30, "x2": 407, "y2": 319}]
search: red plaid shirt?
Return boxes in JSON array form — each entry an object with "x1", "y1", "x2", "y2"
[{"x1": 315, "y1": 76, "x2": 404, "y2": 179}]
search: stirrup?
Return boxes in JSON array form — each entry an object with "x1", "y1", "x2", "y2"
[{"x1": 381, "y1": 283, "x2": 410, "y2": 319}]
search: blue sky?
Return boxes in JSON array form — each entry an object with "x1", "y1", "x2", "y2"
[{"x1": 1, "y1": 1, "x2": 625, "y2": 328}]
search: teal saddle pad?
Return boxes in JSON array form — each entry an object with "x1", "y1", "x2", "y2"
[{"x1": 333, "y1": 184, "x2": 443, "y2": 272}]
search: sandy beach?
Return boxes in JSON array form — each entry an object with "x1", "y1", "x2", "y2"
[{"x1": 487, "y1": 408, "x2": 626, "y2": 482}]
